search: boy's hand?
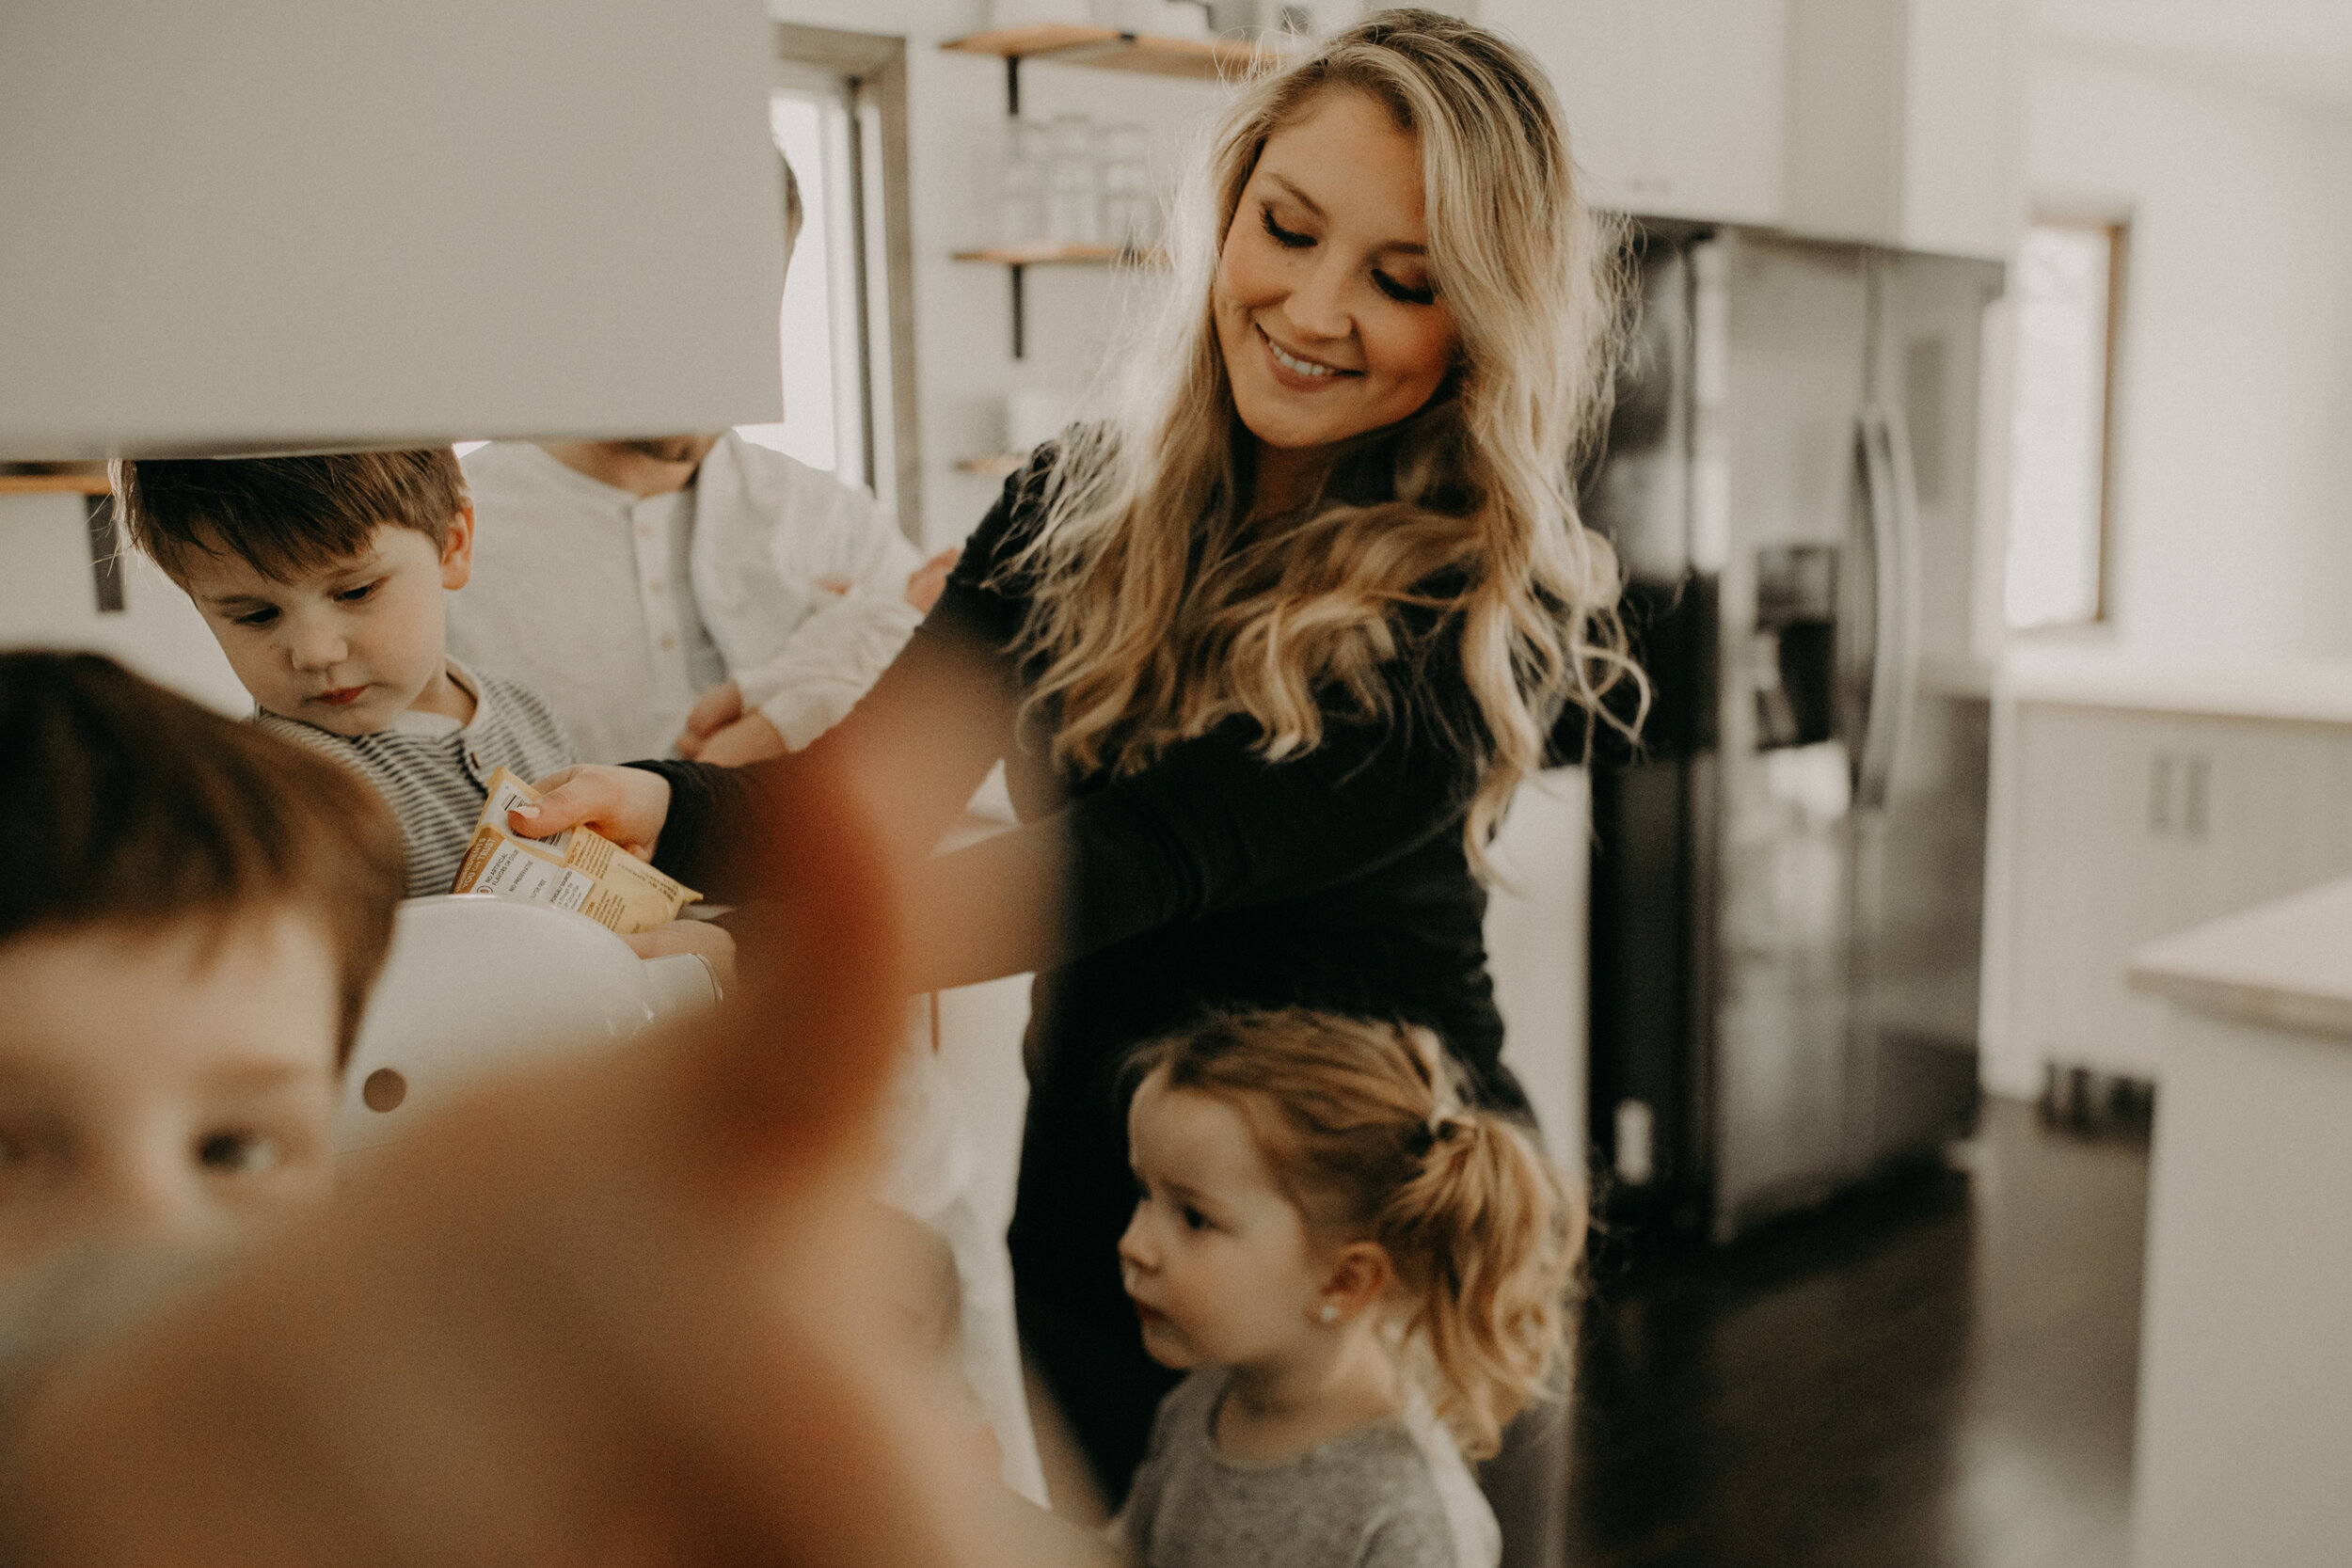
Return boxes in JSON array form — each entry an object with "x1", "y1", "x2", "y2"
[
  {"x1": 513, "y1": 765, "x2": 671, "y2": 862},
  {"x1": 675, "y1": 682, "x2": 744, "y2": 759},
  {"x1": 694, "y1": 712, "x2": 788, "y2": 768},
  {"x1": 0, "y1": 753, "x2": 1063, "y2": 1568},
  {"x1": 907, "y1": 548, "x2": 960, "y2": 613}
]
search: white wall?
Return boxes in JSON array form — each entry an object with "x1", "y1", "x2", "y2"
[
  {"x1": 770, "y1": 0, "x2": 1233, "y2": 553},
  {"x1": 2026, "y1": 46, "x2": 2352, "y2": 658},
  {"x1": 0, "y1": 492, "x2": 244, "y2": 712}
]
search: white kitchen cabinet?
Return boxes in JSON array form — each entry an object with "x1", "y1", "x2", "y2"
[
  {"x1": 1485, "y1": 0, "x2": 2016, "y2": 256},
  {"x1": 5, "y1": 0, "x2": 785, "y2": 459},
  {"x1": 1990, "y1": 701, "x2": 2352, "y2": 1091},
  {"x1": 1784, "y1": 0, "x2": 2020, "y2": 260},
  {"x1": 2128, "y1": 887, "x2": 2352, "y2": 1568},
  {"x1": 1484, "y1": 0, "x2": 1787, "y2": 226},
  {"x1": 1486, "y1": 767, "x2": 1591, "y2": 1180}
]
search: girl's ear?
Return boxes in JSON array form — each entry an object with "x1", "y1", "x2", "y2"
[{"x1": 1320, "y1": 1240, "x2": 1396, "y2": 1321}]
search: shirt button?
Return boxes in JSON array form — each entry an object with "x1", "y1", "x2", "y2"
[
  {"x1": 659, "y1": 635, "x2": 675, "y2": 650},
  {"x1": 648, "y1": 578, "x2": 666, "y2": 595}
]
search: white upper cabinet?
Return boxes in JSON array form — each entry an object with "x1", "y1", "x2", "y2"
[
  {"x1": 1784, "y1": 0, "x2": 2020, "y2": 259},
  {"x1": 1488, "y1": 0, "x2": 2018, "y2": 259},
  {"x1": 1491, "y1": 0, "x2": 1788, "y2": 226},
  {"x1": 1, "y1": 0, "x2": 786, "y2": 460}
]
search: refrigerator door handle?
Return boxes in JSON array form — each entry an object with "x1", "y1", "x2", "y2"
[{"x1": 1854, "y1": 405, "x2": 1922, "y2": 814}]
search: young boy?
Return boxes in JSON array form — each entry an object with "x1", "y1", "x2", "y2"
[
  {"x1": 0, "y1": 650, "x2": 403, "y2": 1386},
  {"x1": 115, "y1": 450, "x2": 574, "y2": 898}
]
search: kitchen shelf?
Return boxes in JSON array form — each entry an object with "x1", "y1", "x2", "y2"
[
  {"x1": 0, "y1": 470, "x2": 110, "y2": 495},
  {"x1": 955, "y1": 454, "x2": 1029, "y2": 479},
  {"x1": 952, "y1": 243, "x2": 1128, "y2": 266},
  {"x1": 942, "y1": 25, "x2": 1269, "y2": 93},
  {"x1": 953, "y1": 244, "x2": 1163, "y2": 359},
  {"x1": 942, "y1": 26, "x2": 1248, "y2": 359}
]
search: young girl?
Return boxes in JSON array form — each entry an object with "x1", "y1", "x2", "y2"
[{"x1": 1114, "y1": 1009, "x2": 1580, "y2": 1568}]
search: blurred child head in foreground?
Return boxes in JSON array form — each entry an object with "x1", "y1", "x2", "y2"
[{"x1": 0, "y1": 651, "x2": 402, "y2": 1336}]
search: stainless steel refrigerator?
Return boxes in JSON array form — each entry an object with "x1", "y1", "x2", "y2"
[{"x1": 1582, "y1": 225, "x2": 2004, "y2": 1245}]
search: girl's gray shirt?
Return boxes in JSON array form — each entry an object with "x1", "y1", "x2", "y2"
[{"x1": 1117, "y1": 1368, "x2": 1499, "y2": 1568}]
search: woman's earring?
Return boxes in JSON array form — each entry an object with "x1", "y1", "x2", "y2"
[{"x1": 1319, "y1": 1302, "x2": 1341, "y2": 1324}]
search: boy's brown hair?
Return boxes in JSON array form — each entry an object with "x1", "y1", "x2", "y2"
[
  {"x1": 113, "y1": 450, "x2": 467, "y2": 584},
  {"x1": 0, "y1": 651, "x2": 405, "y2": 1063}
]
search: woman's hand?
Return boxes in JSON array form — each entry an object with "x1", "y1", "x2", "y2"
[
  {"x1": 516, "y1": 765, "x2": 672, "y2": 861},
  {"x1": 622, "y1": 916, "x2": 738, "y2": 994},
  {"x1": 675, "y1": 682, "x2": 743, "y2": 760}
]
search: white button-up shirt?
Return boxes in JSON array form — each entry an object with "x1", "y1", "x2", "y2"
[{"x1": 451, "y1": 435, "x2": 924, "y2": 765}]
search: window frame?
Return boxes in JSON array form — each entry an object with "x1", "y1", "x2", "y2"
[
  {"x1": 2005, "y1": 211, "x2": 2129, "y2": 634},
  {"x1": 772, "y1": 22, "x2": 921, "y2": 543}
]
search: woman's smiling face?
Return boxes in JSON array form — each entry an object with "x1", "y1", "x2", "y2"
[{"x1": 1214, "y1": 87, "x2": 1460, "y2": 460}]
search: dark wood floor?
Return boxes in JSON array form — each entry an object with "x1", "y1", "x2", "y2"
[{"x1": 1563, "y1": 1097, "x2": 2149, "y2": 1568}]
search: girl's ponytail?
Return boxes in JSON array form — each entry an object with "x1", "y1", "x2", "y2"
[
  {"x1": 1377, "y1": 1038, "x2": 1579, "y2": 1459},
  {"x1": 1131, "y1": 1010, "x2": 1584, "y2": 1462}
]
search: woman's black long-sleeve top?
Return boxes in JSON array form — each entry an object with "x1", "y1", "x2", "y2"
[{"x1": 632, "y1": 459, "x2": 1529, "y2": 1418}]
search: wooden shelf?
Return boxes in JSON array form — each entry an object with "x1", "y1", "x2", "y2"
[
  {"x1": 953, "y1": 245, "x2": 1164, "y2": 358},
  {"x1": 950, "y1": 243, "x2": 1159, "y2": 267},
  {"x1": 942, "y1": 25, "x2": 1273, "y2": 81},
  {"x1": 0, "y1": 470, "x2": 110, "y2": 495},
  {"x1": 955, "y1": 454, "x2": 1028, "y2": 479},
  {"x1": 944, "y1": 25, "x2": 1221, "y2": 356}
]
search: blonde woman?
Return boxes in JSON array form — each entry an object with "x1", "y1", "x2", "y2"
[{"x1": 516, "y1": 7, "x2": 1629, "y2": 1535}]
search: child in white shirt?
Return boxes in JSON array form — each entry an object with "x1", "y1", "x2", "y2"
[{"x1": 452, "y1": 430, "x2": 938, "y2": 766}]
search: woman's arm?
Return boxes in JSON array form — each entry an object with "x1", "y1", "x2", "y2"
[
  {"x1": 907, "y1": 679, "x2": 1484, "y2": 991},
  {"x1": 531, "y1": 657, "x2": 1485, "y2": 994},
  {"x1": 637, "y1": 594, "x2": 1027, "y2": 904},
  {"x1": 520, "y1": 463, "x2": 1049, "y2": 900},
  {"x1": 516, "y1": 597, "x2": 1018, "y2": 904}
]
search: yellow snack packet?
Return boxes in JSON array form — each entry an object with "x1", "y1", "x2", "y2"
[{"x1": 452, "y1": 768, "x2": 700, "y2": 935}]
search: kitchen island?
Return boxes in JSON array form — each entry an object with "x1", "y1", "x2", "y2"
[{"x1": 2124, "y1": 878, "x2": 2352, "y2": 1566}]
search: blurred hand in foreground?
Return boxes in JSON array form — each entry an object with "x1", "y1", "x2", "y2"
[{"x1": 0, "y1": 755, "x2": 1068, "y2": 1568}]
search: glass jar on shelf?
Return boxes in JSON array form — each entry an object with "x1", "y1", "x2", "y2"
[
  {"x1": 1041, "y1": 112, "x2": 1104, "y2": 249},
  {"x1": 1099, "y1": 122, "x2": 1157, "y2": 257},
  {"x1": 997, "y1": 119, "x2": 1048, "y2": 249}
]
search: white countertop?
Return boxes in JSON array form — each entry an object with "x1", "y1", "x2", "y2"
[
  {"x1": 2130, "y1": 875, "x2": 2352, "y2": 1038},
  {"x1": 2001, "y1": 645, "x2": 2352, "y2": 725}
]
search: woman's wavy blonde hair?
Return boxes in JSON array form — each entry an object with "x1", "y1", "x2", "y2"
[
  {"x1": 1006, "y1": 8, "x2": 1633, "y2": 865},
  {"x1": 1131, "y1": 1008, "x2": 1581, "y2": 1460}
]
